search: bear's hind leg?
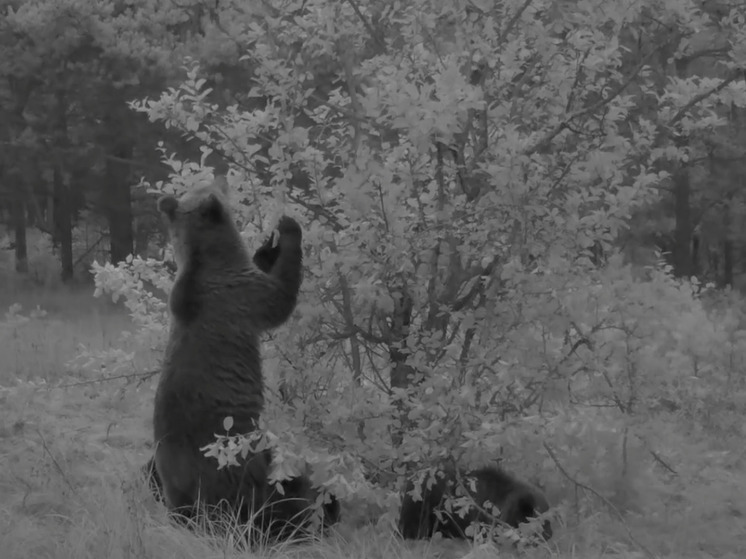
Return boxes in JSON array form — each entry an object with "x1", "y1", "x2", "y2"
[{"x1": 155, "y1": 444, "x2": 200, "y2": 515}]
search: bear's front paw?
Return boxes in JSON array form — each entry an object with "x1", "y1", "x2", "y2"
[
  {"x1": 253, "y1": 238, "x2": 280, "y2": 273},
  {"x1": 276, "y1": 216, "x2": 302, "y2": 239}
]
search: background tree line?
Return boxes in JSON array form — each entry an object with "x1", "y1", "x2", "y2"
[
  {"x1": 1, "y1": 0, "x2": 745, "y2": 288},
  {"x1": 0, "y1": 0, "x2": 240, "y2": 280}
]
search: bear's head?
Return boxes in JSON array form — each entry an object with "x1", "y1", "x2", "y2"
[{"x1": 157, "y1": 176, "x2": 243, "y2": 270}]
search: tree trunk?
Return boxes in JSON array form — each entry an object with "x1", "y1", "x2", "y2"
[
  {"x1": 5, "y1": 76, "x2": 36, "y2": 261},
  {"x1": 721, "y1": 201, "x2": 733, "y2": 288},
  {"x1": 691, "y1": 233, "x2": 700, "y2": 278},
  {"x1": 670, "y1": 55, "x2": 696, "y2": 280},
  {"x1": 12, "y1": 188, "x2": 28, "y2": 274},
  {"x1": 53, "y1": 164, "x2": 73, "y2": 282},
  {"x1": 388, "y1": 289, "x2": 414, "y2": 447},
  {"x1": 672, "y1": 168, "x2": 692, "y2": 278},
  {"x1": 723, "y1": 239, "x2": 733, "y2": 288},
  {"x1": 52, "y1": 88, "x2": 74, "y2": 282},
  {"x1": 105, "y1": 147, "x2": 134, "y2": 264}
]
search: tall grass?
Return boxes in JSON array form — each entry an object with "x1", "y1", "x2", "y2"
[{"x1": 1, "y1": 284, "x2": 742, "y2": 558}]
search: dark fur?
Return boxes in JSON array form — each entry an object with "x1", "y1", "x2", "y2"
[
  {"x1": 151, "y1": 178, "x2": 331, "y2": 540},
  {"x1": 142, "y1": 454, "x2": 340, "y2": 536},
  {"x1": 399, "y1": 466, "x2": 552, "y2": 542},
  {"x1": 258, "y1": 473, "x2": 341, "y2": 540},
  {"x1": 252, "y1": 230, "x2": 282, "y2": 273}
]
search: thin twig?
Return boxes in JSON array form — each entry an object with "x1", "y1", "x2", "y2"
[
  {"x1": 345, "y1": 0, "x2": 386, "y2": 53},
  {"x1": 667, "y1": 68, "x2": 742, "y2": 127},
  {"x1": 525, "y1": 47, "x2": 660, "y2": 155},
  {"x1": 72, "y1": 234, "x2": 106, "y2": 268},
  {"x1": 543, "y1": 442, "x2": 656, "y2": 559},
  {"x1": 37, "y1": 428, "x2": 77, "y2": 495},
  {"x1": 56, "y1": 370, "x2": 159, "y2": 388},
  {"x1": 499, "y1": 0, "x2": 534, "y2": 46},
  {"x1": 649, "y1": 450, "x2": 678, "y2": 476}
]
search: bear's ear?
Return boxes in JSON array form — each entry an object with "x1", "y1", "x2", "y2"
[
  {"x1": 157, "y1": 195, "x2": 178, "y2": 218},
  {"x1": 199, "y1": 192, "x2": 224, "y2": 222}
]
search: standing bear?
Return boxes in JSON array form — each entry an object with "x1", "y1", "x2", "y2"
[
  {"x1": 152, "y1": 176, "x2": 331, "y2": 539},
  {"x1": 399, "y1": 466, "x2": 552, "y2": 543}
]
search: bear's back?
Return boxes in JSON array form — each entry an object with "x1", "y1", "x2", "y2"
[{"x1": 155, "y1": 282, "x2": 267, "y2": 440}]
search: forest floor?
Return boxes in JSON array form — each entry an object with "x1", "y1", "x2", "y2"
[{"x1": 0, "y1": 284, "x2": 743, "y2": 559}]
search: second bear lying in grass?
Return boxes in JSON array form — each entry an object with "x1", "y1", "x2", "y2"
[{"x1": 399, "y1": 466, "x2": 552, "y2": 543}]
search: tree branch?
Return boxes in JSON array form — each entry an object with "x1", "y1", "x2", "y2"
[
  {"x1": 104, "y1": 154, "x2": 168, "y2": 173},
  {"x1": 72, "y1": 234, "x2": 106, "y2": 268},
  {"x1": 345, "y1": 0, "x2": 386, "y2": 53},
  {"x1": 499, "y1": 0, "x2": 534, "y2": 45},
  {"x1": 667, "y1": 68, "x2": 742, "y2": 127},
  {"x1": 543, "y1": 442, "x2": 656, "y2": 559},
  {"x1": 524, "y1": 47, "x2": 660, "y2": 156},
  {"x1": 676, "y1": 47, "x2": 730, "y2": 66}
]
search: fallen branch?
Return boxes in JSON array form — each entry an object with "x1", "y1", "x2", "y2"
[{"x1": 56, "y1": 369, "x2": 159, "y2": 389}]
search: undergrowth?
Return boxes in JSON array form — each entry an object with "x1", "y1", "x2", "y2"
[{"x1": 0, "y1": 288, "x2": 744, "y2": 559}]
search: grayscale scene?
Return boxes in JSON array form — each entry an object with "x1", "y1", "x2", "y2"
[{"x1": 1, "y1": 1, "x2": 745, "y2": 558}]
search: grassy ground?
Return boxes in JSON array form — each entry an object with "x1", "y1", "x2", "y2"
[{"x1": 0, "y1": 285, "x2": 743, "y2": 559}]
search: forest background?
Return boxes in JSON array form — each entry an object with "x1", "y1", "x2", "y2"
[{"x1": 1, "y1": 1, "x2": 746, "y2": 558}]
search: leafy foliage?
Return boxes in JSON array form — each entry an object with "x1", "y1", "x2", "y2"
[{"x1": 83, "y1": 0, "x2": 746, "y2": 549}]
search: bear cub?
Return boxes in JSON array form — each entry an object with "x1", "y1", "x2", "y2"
[{"x1": 399, "y1": 466, "x2": 552, "y2": 543}]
